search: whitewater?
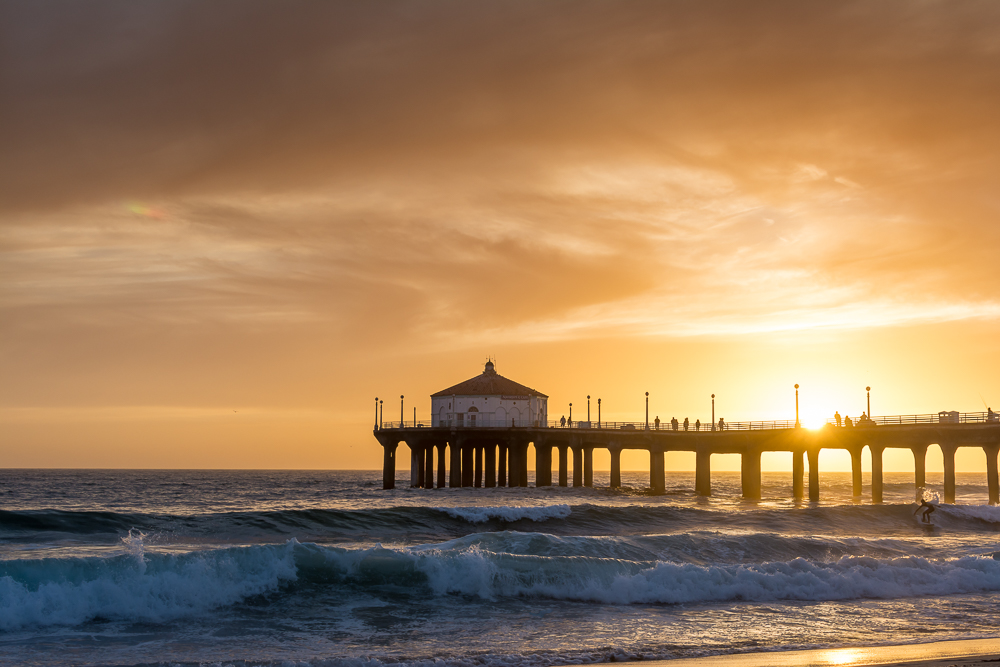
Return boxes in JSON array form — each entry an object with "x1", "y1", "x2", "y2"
[{"x1": 2, "y1": 470, "x2": 1000, "y2": 667}]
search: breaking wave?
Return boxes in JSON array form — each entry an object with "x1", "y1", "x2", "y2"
[{"x1": 5, "y1": 531, "x2": 1000, "y2": 631}]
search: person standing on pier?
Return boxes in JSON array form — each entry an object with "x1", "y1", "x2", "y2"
[
  {"x1": 654, "y1": 416, "x2": 660, "y2": 430},
  {"x1": 671, "y1": 417, "x2": 679, "y2": 431},
  {"x1": 695, "y1": 419, "x2": 701, "y2": 431},
  {"x1": 845, "y1": 415, "x2": 853, "y2": 427},
  {"x1": 835, "y1": 411, "x2": 842, "y2": 427},
  {"x1": 560, "y1": 415, "x2": 566, "y2": 427},
  {"x1": 683, "y1": 417, "x2": 689, "y2": 431},
  {"x1": 718, "y1": 417, "x2": 725, "y2": 430}
]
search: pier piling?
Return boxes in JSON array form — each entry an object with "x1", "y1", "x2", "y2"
[
  {"x1": 943, "y1": 445, "x2": 957, "y2": 503},
  {"x1": 871, "y1": 446, "x2": 884, "y2": 503},
  {"x1": 792, "y1": 450, "x2": 804, "y2": 499}
]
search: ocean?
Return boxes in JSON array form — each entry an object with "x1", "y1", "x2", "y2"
[{"x1": 2, "y1": 469, "x2": 1000, "y2": 667}]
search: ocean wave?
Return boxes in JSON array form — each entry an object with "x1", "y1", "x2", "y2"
[
  {"x1": 435, "y1": 505, "x2": 572, "y2": 523},
  {"x1": 2, "y1": 503, "x2": 998, "y2": 556},
  {"x1": 0, "y1": 538, "x2": 299, "y2": 631},
  {"x1": 8, "y1": 535, "x2": 1000, "y2": 630}
]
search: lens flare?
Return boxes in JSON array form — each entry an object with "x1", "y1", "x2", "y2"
[{"x1": 126, "y1": 203, "x2": 165, "y2": 219}]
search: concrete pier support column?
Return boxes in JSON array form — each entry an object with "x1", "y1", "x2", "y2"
[
  {"x1": 650, "y1": 450, "x2": 665, "y2": 494},
  {"x1": 536, "y1": 444, "x2": 552, "y2": 486},
  {"x1": 411, "y1": 446, "x2": 422, "y2": 488},
  {"x1": 518, "y1": 443, "x2": 529, "y2": 487},
  {"x1": 437, "y1": 443, "x2": 447, "y2": 489},
  {"x1": 583, "y1": 447, "x2": 594, "y2": 487},
  {"x1": 572, "y1": 447, "x2": 583, "y2": 487},
  {"x1": 485, "y1": 444, "x2": 497, "y2": 488},
  {"x1": 558, "y1": 446, "x2": 568, "y2": 487},
  {"x1": 474, "y1": 446, "x2": 483, "y2": 488},
  {"x1": 808, "y1": 449, "x2": 820, "y2": 502},
  {"x1": 695, "y1": 448, "x2": 711, "y2": 497},
  {"x1": 382, "y1": 443, "x2": 397, "y2": 490},
  {"x1": 450, "y1": 441, "x2": 462, "y2": 487},
  {"x1": 850, "y1": 448, "x2": 862, "y2": 498},
  {"x1": 943, "y1": 444, "x2": 957, "y2": 504},
  {"x1": 462, "y1": 445, "x2": 474, "y2": 487},
  {"x1": 424, "y1": 446, "x2": 434, "y2": 489},
  {"x1": 913, "y1": 445, "x2": 927, "y2": 495},
  {"x1": 985, "y1": 445, "x2": 999, "y2": 505},
  {"x1": 871, "y1": 446, "x2": 884, "y2": 503},
  {"x1": 498, "y1": 443, "x2": 507, "y2": 487},
  {"x1": 508, "y1": 444, "x2": 521, "y2": 487},
  {"x1": 610, "y1": 448, "x2": 622, "y2": 489},
  {"x1": 792, "y1": 450, "x2": 804, "y2": 500},
  {"x1": 741, "y1": 449, "x2": 761, "y2": 500}
]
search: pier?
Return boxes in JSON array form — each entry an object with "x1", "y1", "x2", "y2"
[{"x1": 373, "y1": 412, "x2": 1000, "y2": 503}]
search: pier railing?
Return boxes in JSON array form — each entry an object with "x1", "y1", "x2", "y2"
[{"x1": 379, "y1": 411, "x2": 998, "y2": 431}]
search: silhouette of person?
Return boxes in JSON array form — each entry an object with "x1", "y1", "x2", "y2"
[
  {"x1": 914, "y1": 499, "x2": 936, "y2": 524},
  {"x1": 834, "y1": 411, "x2": 842, "y2": 427},
  {"x1": 671, "y1": 417, "x2": 679, "y2": 431},
  {"x1": 654, "y1": 416, "x2": 660, "y2": 430},
  {"x1": 845, "y1": 415, "x2": 853, "y2": 428},
  {"x1": 860, "y1": 412, "x2": 868, "y2": 425},
  {"x1": 560, "y1": 415, "x2": 566, "y2": 427},
  {"x1": 683, "y1": 417, "x2": 689, "y2": 431},
  {"x1": 718, "y1": 417, "x2": 725, "y2": 430},
  {"x1": 695, "y1": 419, "x2": 701, "y2": 431}
]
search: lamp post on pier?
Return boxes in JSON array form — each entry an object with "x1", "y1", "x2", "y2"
[
  {"x1": 598, "y1": 398, "x2": 601, "y2": 428},
  {"x1": 711, "y1": 394, "x2": 715, "y2": 431},
  {"x1": 569, "y1": 403, "x2": 573, "y2": 426},
  {"x1": 795, "y1": 384, "x2": 800, "y2": 428},
  {"x1": 375, "y1": 397, "x2": 379, "y2": 430},
  {"x1": 645, "y1": 392, "x2": 649, "y2": 430},
  {"x1": 400, "y1": 395, "x2": 404, "y2": 428},
  {"x1": 866, "y1": 386, "x2": 871, "y2": 420},
  {"x1": 587, "y1": 396, "x2": 591, "y2": 423},
  {"x1": 379, "y1": 399, "x2": 383, "y2": 427}
]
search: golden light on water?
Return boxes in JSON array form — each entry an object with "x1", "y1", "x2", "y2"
[{"x1": 819, "y1": 648, "x2": 868, "y2": 665}]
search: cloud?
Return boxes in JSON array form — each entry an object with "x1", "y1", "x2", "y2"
[{"x1": 3, "y1": 0, "x2": 1000, "y2": 412}]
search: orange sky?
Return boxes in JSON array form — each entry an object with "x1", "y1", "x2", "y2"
[{"x1": 2, "y1": 2, "x2": 1000, "y2": 472}]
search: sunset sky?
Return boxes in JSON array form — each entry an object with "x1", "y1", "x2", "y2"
[{"x1": 3, "y1": 1, "x2": 1000, "y2": 472}]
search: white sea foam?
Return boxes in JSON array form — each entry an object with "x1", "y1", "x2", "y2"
[{"x1": 436, "y1": 505, "x2": 572, "y2": 523}]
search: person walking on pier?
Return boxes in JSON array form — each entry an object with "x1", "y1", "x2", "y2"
[
  {"x1": 683, "y1": 417, "x2": 689, "y2": 431},
  {"x1": 834, "y1": 411, "x2": 842, "y2": 427},
  {"x1": 560, "y1": 415, "x2": 566, "y2": 427}
]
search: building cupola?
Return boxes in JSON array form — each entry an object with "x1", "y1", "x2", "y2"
[{"x1": 484, "y1": 360, "x2": 496, "y2": 375}]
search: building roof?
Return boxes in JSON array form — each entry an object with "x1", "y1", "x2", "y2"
[{"x1": 431, "y1": 361, "x2": 548, "y2": 398}]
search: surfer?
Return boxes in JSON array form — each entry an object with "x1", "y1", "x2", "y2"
[{"x1": 914, "y1": 499, "x2": 936, "y2": 524}]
